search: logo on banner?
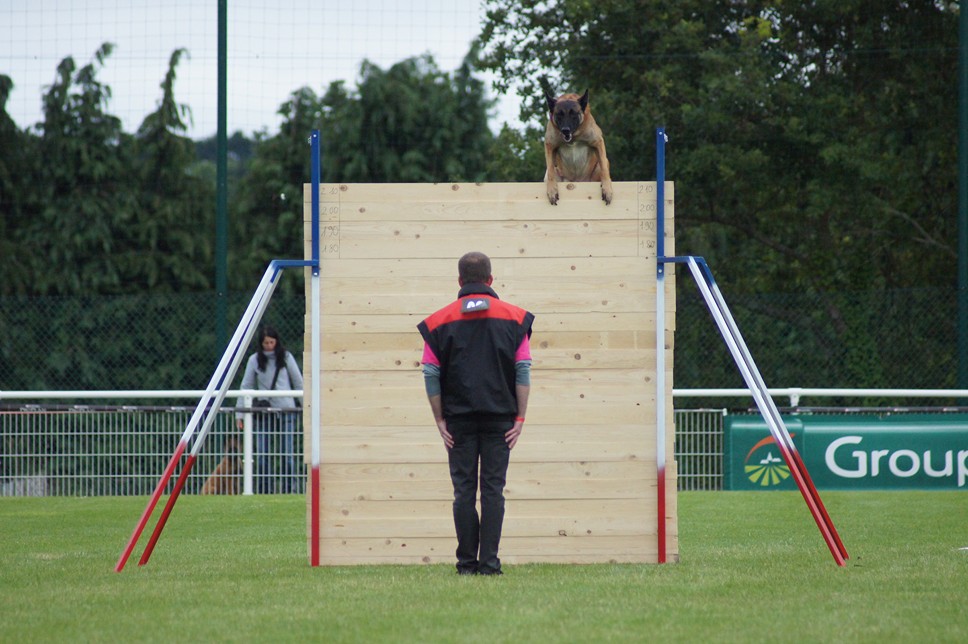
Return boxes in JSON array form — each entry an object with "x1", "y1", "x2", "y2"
[{"x1": 744, "y1": 435, "x2": 794, "y2": 487}]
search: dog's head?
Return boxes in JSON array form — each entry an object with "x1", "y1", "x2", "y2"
[{"x1": 546, "y1": 89, "x2": 589, "y2": 143}]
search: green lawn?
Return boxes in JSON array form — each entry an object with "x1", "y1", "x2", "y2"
[{"x1": 1, "y1": 491, "x2": 966, "y2": 643}]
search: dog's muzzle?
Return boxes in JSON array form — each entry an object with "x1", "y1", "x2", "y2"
[{"x1": 561, "y1": 129, "x2": 574, "y2": 143}]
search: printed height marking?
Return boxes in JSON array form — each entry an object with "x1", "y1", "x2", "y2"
[
  {"x1": 637, "y1": 183, "x2": 656, "y2": 258},
  {"x1": 321, "y1": 185, "x2": 341, "y2": 257}
]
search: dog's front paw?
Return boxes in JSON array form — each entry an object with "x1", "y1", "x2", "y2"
[
  {"x1": 546, "y1": 181, "x2": 559, "y2": 206},
  {"x1": 601, "y1": 181, "x2": 613, "y2": 205}
]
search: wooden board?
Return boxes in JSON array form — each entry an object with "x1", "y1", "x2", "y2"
[{"x1": 303, "y1": 181, "x2": 677, "y2": 565}]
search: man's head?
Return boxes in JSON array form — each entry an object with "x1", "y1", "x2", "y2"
[{"x1": 458, "y1": 251, "x2": 492, "y2": 286}]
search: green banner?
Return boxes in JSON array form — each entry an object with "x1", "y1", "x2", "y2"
[{"x1": 724, "y1": 414, "x2": 968, "y2": 491}]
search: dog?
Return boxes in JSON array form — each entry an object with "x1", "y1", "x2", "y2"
[
  {"x1": 200, "y1": 436, "x2": 242, "y2": 495},
  {"x1": 544, "y1": 89, "x2": 613, "y2": 206}
]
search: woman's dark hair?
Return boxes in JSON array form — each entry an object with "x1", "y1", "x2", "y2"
[{"x1": 256, "y1": 326, "x2": 287, "y2": 372}]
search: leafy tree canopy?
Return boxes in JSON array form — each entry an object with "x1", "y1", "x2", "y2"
[{"x1": 479, "y1": 0, "x2": 958, "y2": 300}]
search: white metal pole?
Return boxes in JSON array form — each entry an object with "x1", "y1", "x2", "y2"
[
  {"x1": 243, "y1": 395, "x2": 254, "y2": 495},
  {"x1": 189, "y1": 262, "x2": 283, "y2": 458}
]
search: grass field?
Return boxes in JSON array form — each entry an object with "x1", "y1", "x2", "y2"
[{"x1": 1, "y1": 491, "x2": 966, "y2": 643}]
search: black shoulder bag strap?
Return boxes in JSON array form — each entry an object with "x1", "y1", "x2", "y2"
[
  {"x1": 257, "y1": 361, "x2": 283, "y2": 405},
  {"x1": 268, "y1": 361, "x2": 283, "y2": 391}
]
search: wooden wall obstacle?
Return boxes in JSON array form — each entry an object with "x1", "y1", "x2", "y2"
[{"x1": 302, "y1": 181, "x2": 677, "y2": 565}]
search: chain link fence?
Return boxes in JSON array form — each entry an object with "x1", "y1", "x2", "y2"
[
  {"x1": 674, "y1": 285, "x2": 957, "y2": 408},
  {"x1": 0, "y1": 291, "x2": 306, "y2": 397},
  {"x1": 0, "y1": 285, "x2": 957, "y2": 402}
]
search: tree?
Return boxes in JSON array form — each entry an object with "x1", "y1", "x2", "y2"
[
  {"x1": 26, "y1": 43, "x2": 137, "y2": 295},
  {"x1": 479, "y1": 0, "x2": 957, "y2": 291},
  {"x1": 479, "y1": 0, "x2": 959, "y2": 389},
  {"x1": 0, "y1": 75, "x2": 37, "y2": 295},
  {"x1": 229, "y1": 86, "x2": 323, "y2": 293},
  {"x1": 129, "y1": 48, "x2": 214, "y2": 292},
  {"x1": 318, "y1": 53, "x2": 494, "y2": 182},
  {"x1": 229, "y1": 51, "x2": 497, "y2": 293}
]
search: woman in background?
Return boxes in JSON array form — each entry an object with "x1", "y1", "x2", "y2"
[{"x1": 237, "y1": 326, "x2": 304, "y2": 493}]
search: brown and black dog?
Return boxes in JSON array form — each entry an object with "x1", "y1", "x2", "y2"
[
  {"x1": 544, "y1": 89, "x2": 613, "y2": 206},
  {"x1": 200, "y1": 436, "x2": 242, "y2": 495}
]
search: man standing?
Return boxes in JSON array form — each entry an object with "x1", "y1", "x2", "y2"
[{"x1": 417, "y1": 252, "x2": 534, "y2": 575}]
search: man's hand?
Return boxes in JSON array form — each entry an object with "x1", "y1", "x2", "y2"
[
  {"x1": 436, "y1": 418, "x2": 454, "y2": 449},
  {"x1": 505, "y1": 419, "x2": 524, "y2": 449}
]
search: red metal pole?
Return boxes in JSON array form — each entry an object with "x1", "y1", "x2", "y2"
[
  {"x1": 774, "y1": 441, "x2": 846, "y2": 566},
  {"x1": 789, "y1": 449, "x2": 849, "y2": 560},
  {"x1": 115, "y1": 441, "x2": 187, "y2": 572},
  {"x1": 310, "y1": 465, "x2": 320, "y2": 566},
  {"x1": 138, "y1": 454, "x2": 198, "y2": 566},
  {"x1": 656, "y1": 466, "x2": 666, "y2": 563}
]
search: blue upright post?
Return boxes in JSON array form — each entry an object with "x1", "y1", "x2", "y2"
[
  {"x1": 654, "y1": 128, "x2": 668, "y2": 563},
  {"x1": 311, "y1": 131, "x2": 321, "y2": 276}
]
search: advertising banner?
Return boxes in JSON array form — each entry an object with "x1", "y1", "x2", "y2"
[{"x1": 724, "y1": 414, "x2": 968, "y2": 491}]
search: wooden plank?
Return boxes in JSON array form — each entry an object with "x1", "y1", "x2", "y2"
[
  {"x1": 319, "y1": 440, "x2": 657, "y2": 464},
  {"x1": 319, "y1": 398, "x2": 657, "y2": 428},
  {"x1": 318, "y1": 367, "x2": 656, "y2": 390},
  {"x1": 318, "y1": 498, "x2": 657, "y2": 538},
  {"x1": 321, "y1": 347, "x2": 658, "y2": 371},
  {"x1": 302, "y1": 180, "x2": 667, "y2": 206},
  {"x1": 301, "y1": 256, "x2": 661, "y2": 279},
  {"x1": 318, "y1": 293, "x2": 656, "y2": 316},
  {"x1": 312, "y1": 377, "x2": 655, "y2": 407},
  {"x1": 322, "y1": 195, "x2": 643, "y2": 223},
  {"x1": 314, "y1": 311, "x2": 666, "y2": 334},
  {"x1": 319, "y1": 477, "x2": 655, "y2": 502},
  {"x1": 319, "y1": 330, "x2": 657, "y2": 354},
  {"x1": 318, "y1": 274, "x2": 654, "y2": 299},
  {"x1": 315, "y1": 534, "x2": 673, "y2": 562},
  {"x1": 316, "y1": 459, "x2": 656, "y2": 483},
  {"x1": 319, "y1": 219, "x2": 649, "y2": 260}
]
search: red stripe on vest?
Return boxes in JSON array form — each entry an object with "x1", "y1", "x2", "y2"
[{"x1": 422, "y1": 296, "x2": 527, "y2": 332}]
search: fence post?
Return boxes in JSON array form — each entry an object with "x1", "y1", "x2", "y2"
[{"x1": 242, "y1": 396, "x2": 254, "y2": 496}]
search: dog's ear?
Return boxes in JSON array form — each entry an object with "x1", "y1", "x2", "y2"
[
  {"x1": 545, "y1": 90, "x2": 558, "y2": 114},
  {"x1": 579, "y1": 89, "x2": 589, "y2": 112}
]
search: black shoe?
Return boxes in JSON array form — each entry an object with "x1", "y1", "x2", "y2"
[
  {"x1": 457, "y1": 568, "x2": 478, "y2": 576},
  {"x1": 478, "y1": 568, "x2": 503, "y2": 576}
]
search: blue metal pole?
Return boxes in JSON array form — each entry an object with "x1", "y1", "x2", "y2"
[
  {"x1": 656, "y1": 128, "x2": 666, "y2": 271},
  {"x1": 311, "y1": 130, "x2": 321, "y2": 276}
]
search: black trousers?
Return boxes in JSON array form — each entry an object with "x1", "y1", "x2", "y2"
[{"x1": 447, "y1": 418, "x2": 512, "y2": 574}]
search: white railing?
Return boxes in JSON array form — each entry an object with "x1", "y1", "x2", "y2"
[
  {"x1": 0, "y1": 389, "x2": 302, "y2": 400},
  {"x1": 0, "y1": 390, "x2": 303, "y2": 497},
  {"x1": 3, "y1": 388, "x2": 966, "y2": 496},
  {"x1": 7, "y1": 387, "x2": 967, "y2": 404},
  {"x1": 673, "y1": 388, "x2": 968, "y2": 407}
]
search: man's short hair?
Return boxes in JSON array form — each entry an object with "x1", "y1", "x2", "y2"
[{"x1": 458, "y1": 252, "x2": 491, "y2": 284}]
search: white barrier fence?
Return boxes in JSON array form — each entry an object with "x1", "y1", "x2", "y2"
[
  {"x1": 0, "y1": 390, "x2": 302, "y2": 497},
  {"x1": 2, "y1": 389, "x2": 965, "y2": 496}
]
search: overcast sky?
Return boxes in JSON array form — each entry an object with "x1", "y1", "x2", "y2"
[{"x1": 1, "y1": 0, "x2": 524, "y2": 139}]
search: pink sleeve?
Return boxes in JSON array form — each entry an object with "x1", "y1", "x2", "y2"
[
  {"x1": 421, "y1": 342, "x2": 440, "y2": 366},
  {"x1": 515, "y1": 334, "x2": 531, "y2": 361}
]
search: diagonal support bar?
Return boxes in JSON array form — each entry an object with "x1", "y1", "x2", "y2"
[
  {"x1": 116, "y1": 259, "x2": 315, "y2": 571},
  {"x1": 677, "y1": 255, "x2": 848, "y2": 566}
]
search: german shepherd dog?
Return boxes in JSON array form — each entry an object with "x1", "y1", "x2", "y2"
[
  {"x1": 544, "y1": 89, "x2": 613, "y2": 206},
  {"x1": 200, "y1": 436, "x2": 242, "y2": 495}
]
